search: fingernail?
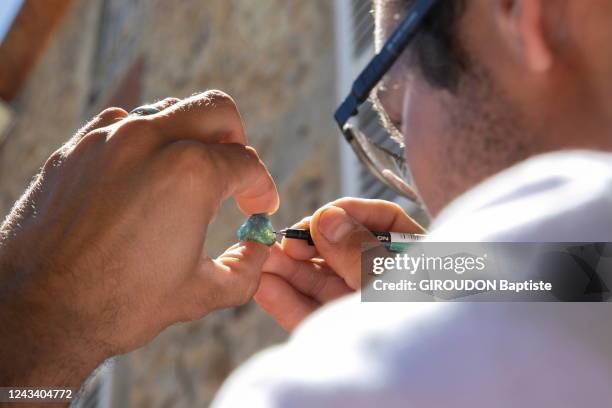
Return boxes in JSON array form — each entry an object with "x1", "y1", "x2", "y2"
[{"x1": 317, "y1": 206, "x2": 355, "y2": 243}]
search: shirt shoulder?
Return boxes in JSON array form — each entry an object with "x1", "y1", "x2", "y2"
[
  {"x1": 213, "y1": 296, "x2": 612, "y2": 408},
  {"x1": 431, "y1": 150, "x2": 612, "y2": 241},
  {"x1": 212, "y1": 298, "x2": 446, "y2": 408}
]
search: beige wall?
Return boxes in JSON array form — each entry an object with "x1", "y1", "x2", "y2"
[{"x1": 0, "y1": 1, "x2": 340, "y2": 406}]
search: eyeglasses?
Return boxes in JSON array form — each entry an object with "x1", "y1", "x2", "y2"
[{"x1": 334, "y1": 0, "x2": 441, "y2": 204}]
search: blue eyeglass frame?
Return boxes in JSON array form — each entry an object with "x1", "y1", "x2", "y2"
[
  {"x1": 333, "y1": 0, "x2": 441, "y2": 201},
  {"x1": 334, "y1": 0, "x2": 441, "y2": 128}
]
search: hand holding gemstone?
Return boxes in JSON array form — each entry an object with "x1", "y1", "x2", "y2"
[{"x1": 237, "y1": 214, "x2": 277, "y2": 246}]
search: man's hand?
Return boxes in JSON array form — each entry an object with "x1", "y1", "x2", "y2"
[
  {"x1": 0, "y1": 91, "x2": 279, "y2": 387},
  {"x1": 254, "y1": 198, "x2": 424, "y2": 332}
]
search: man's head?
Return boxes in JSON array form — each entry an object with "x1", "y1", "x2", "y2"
[{"x1": 374, "y1": 0, "x2": 612, "y2": 215}]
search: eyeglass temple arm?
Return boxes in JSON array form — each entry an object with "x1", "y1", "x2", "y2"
[{"x1": 334, "y1": 0, "x2": 441, "y2": 130}]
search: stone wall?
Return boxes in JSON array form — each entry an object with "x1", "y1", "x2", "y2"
[{"x1": 0, "y1": 1, "x2": 340, "y2": 406}]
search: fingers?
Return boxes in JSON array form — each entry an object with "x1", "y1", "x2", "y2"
[
  {"x1": 281, "y1": 199, "x2": 424, "y2": 262},
  {"x1": 67, "y1": 98, "x2": 181, "y2": 150},
  {"x1": 197, "y1": 143, "x2": 279, "y2": 215},
  {"x1": 74, "y1": 90, "x2": 245, "y2": 152},
  {"x1": 256, "y1": 198, "x2": 422, "y2": 332},
  {"x1": 67, "y1": 107, "x2": 129, "y2": 148},
  {"x1": 280, "y1": 216, "x2": 319, "y2": 261},
  {"x1": 184, "y1": 241, "x2": 270, "y2": 317},
  {"x1": 328, "y1": 198, "x2": 426, "y2": 233},
  {"x1": 80, "y1": 107, "x2": 129, "y2": 134},
  {"x1": 152, "y1": 90, "x2": 248, "y2": 146},
  {"x1": 310, "y1": 205, "x2": 378, "y2": 290},
  {"x1": 255, "y1": 273, "x2": 318, "y2": 332},
  {"x1": 154, "y1": 141, "x2": 278, "y2": 218},
  {"x1": 307, "y1": 198, "x2": 423, "y2": 290},
  {"x1": 263, "y1": 244, "x2": 353, "y2": 302}
]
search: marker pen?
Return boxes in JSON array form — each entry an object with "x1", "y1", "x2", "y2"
[{"x1": 276, "y1": 228, "x2": 425, "y2": 251}]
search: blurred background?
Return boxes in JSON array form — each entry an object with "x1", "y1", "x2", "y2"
[{"x1": 0, "y1": 0, "x2": 413, "y2": 406}]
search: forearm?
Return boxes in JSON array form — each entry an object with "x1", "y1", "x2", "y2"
[{"x1": 0, "y1": 249, "x2": 103, "y2": 389}]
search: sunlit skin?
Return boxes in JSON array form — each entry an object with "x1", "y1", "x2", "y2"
[
  {"x1": 6, "y1": 0, "x2": 612, "y2": 393},
  {"x1": 0, "y1": 92, "x2": 281, "y2": 388}
]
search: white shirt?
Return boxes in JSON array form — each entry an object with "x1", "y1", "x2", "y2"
[{"x1": 212, "y1": 151, "x2": 612, "y2": 408}]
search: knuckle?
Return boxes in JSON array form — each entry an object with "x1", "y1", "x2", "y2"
[
  {"x1": 391, "y1": 201, "x2": 404, "y2": 211},
  {"x1": 314, "y1": 202, "x2": 335, "y2": 218},
  {"x1": 53, "y1": 129, "x2": 107, "y2": 165},
  {"x1": 97, "y1": 106, "x2": 128, "y2": 122},
  {"x1": 201, "y1": 90, "x2": 240, "y2": 116},
  {"x1": 331, "y1": 197, "x2": 360, "y2": 207},
  {"x1": 114, "y1": 117, "x2": 155, "y2": 139},
  {"x1": 204, "y1": 89, "x2": 235, "y2": 106},
  {"x1": 386, "y1": 200, "x2": 405, "y2": 214},
  {"x1": 390, "y1": 202, "x2": 409, "y2": 219},
  {"x1": 242, "y1": 145, "x2": 260, "y2": 160},
  {"x1": 234, "y1": 145, "x2": 260, "y2": 170},
  {"x1": 72, "y1": 128, "x2": 108, "y2": 153},
  {"x1": 236, "y1": 146, "x2": 262, "y2": 173},
  {"x1": 107, "y1": 117, "x2": 157, "y2": 151},
  {"x1": 161, "y1": 97, "x2": 180, "y2": 105},
  {"x1": 43, "y1": 148, "x2": 66, "y2": 170}
]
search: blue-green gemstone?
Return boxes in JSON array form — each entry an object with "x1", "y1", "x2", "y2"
[{"x1": 237, "y1": 214, "x2": 276, "y2": 246}]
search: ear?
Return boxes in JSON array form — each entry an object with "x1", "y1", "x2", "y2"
[{"x1": 495, "y1": 0, "x2": 553, "y2": 72}]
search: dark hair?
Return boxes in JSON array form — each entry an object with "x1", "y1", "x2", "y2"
[{"x1": 409, "y1": 0, "x2": 467, "y2": 91}]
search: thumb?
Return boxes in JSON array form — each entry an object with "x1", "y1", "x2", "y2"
[
  {"x1": 310, "y1": 205, "x2": 379, "y2": 290},
  {"x1": 182, "y1": 242, "x2": 270, "y2": 319}
]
